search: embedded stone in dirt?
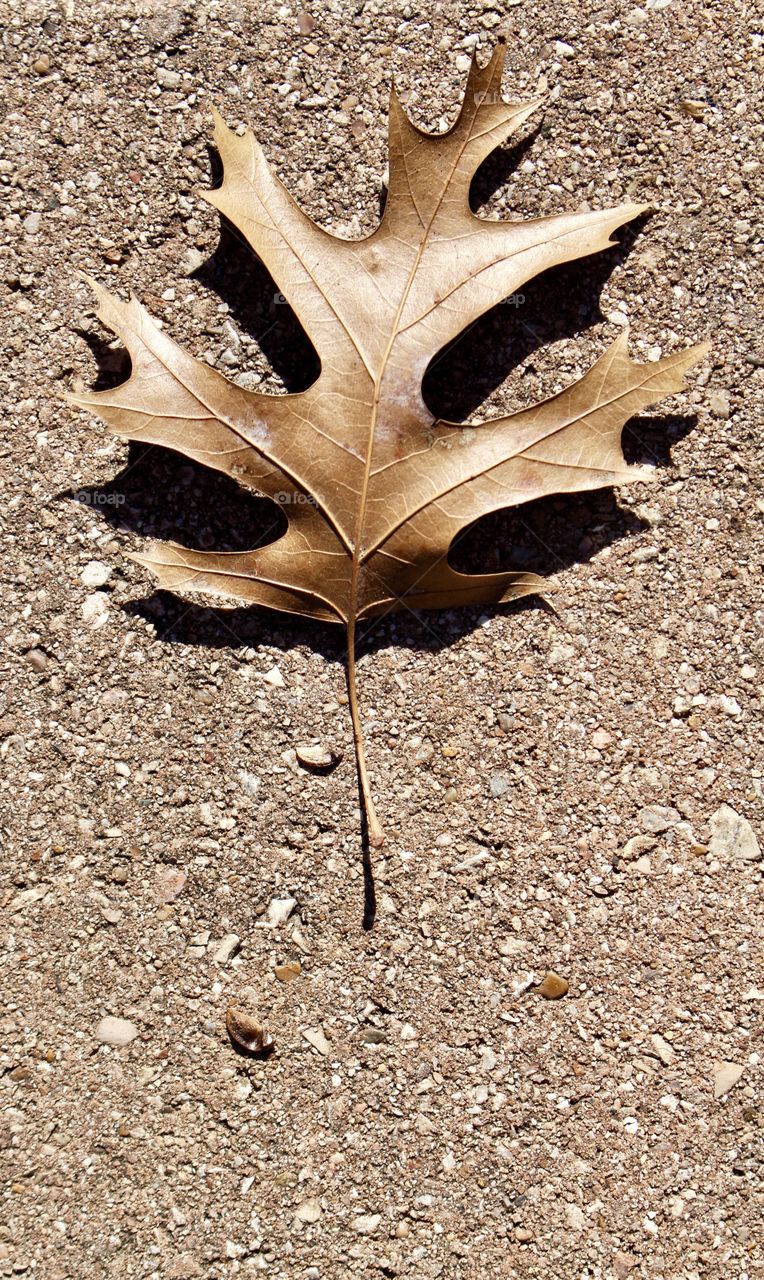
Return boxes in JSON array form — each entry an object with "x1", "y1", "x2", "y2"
[
  {"x1": 538, "y1": 972, "x2": 570, "y2": 1000},
  {"x1": 95, "y1": 1016, "x2": 138, "y2": 1047}
]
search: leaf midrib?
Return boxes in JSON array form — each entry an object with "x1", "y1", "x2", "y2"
[{"x1": 348, "y1": 85, "x2": 492, "y2": 617}]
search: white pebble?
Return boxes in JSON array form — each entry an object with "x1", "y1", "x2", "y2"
[
  {"x1": 80, "y1": 560, "x2": 111, "y2": 588},
  {"x1": 713, "y1": 1061, "x2": 745, "y2": 1098},
  {"x1": 82, "y1": 594, "x2": 110, "y2": 628},
  {"x1": 213, "y1": 934, "x2": 241, "y2": 964},
  {"x1": 95, "y1": 1016, "x2": 138, "y2": 1047},
  {"x1": 264, "y1": 896, "x2": 296, "y2": 926},
  {"x1": 708, "y1": 805, "x2": 761, "y2": 862}
]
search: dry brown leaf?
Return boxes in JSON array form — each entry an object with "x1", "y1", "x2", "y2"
[{"x1": 68, "y1": 40, "x2": 707, "y2": 854}]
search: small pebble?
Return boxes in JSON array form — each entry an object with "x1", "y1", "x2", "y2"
[
  {"x1": 95, "y1": 1016, "x2": 138, "y2": 1047},
  {"x1": 264, "y1": 897, "x2": 297, "y2": 926},
  {"x1": 187, "y1": 929, "x2": 210, "y2": 957},
  {"x1": 9, "y1": 884, "x2": 49, "y2": 912},
  {"x1": 359, "y1": 1027, "x2": 387, "y2": 1044},
  {"x1": 639, "y1": 805, "x2": 680, "y2": 834},
  {"x1": 156, "y1": 66, "x2": 181, "y2": 89},
  {"x1": 648, "y1": 1034, "x2": 676, "y2": 1066},
  {"x1": 33, "y1": 53, "x2": 51, "y2": 74},
  {"x1": 274, "y1": 960, "x2": 301, "y2": 983},
  {"x1": 708, "y1": 389, "x2": 731, "y2": 419},
  {"x1": 296, "y1": 743, "x2": 340, "y2": 771},
  {"x1": 183, "y1": 248, "x2": 205, "y2": 276},
  {"x1": 260, "y1": 665, "x2": 285, "y2": 687},
  {"x1": 80, "y1": 560, "x2": 111, "y2": 588},
  {"x1": 238, "y1": 770, "x2": 261, "y2": 797},
  {"x1": 549, "y1": 641, "x2": 575, "y2": 666},
  {"x1": 713, "y1": 1061, "x2": 744, "y2": 1099},
  {"x1": 25, "y1": 648, "x2": 48, "y2": 673},
  {"x1": 490, "y1": 773, "x2": 510, "y2": 798},
  {"x1": 302, "y1": 1026, "x2": 331, "y2": 1056},
  {"x1": 708, "y1": 804, "x2": 761, "y2": 862},
  {"x1": 352, "y1": 1213, "x2": 382, "y2": 1235},
  {"x1": 538, "y1": 971, "x2": 569, "y2": 1000},
  {"x1": 213, "y1": 934, "x2": 241, "y2": 964},
  {"x1": 681, "y1": 98, "x2": 707, "y2": 119},
  {"x1": 295, "y1": 1199, "x2": 321, "y2": 1223},
  {"x1": 297, "y1": 11, "x2": 315, "y2": 35},
  {"x1": 497, "y1": 936, "x2": 528, "y2": 957},
  {"x1": 566, "y1": 1204, "x2": 586, "y2": 1231},
  {"x1": 82, "y1": 593, "x2": 109, "y2": 628},
  {"x1": 620, "y1": 834, "x2": 657, "y2": 861},
  {"x1": 225, "y1": 1007, "x2": 273, "y2": 1056},
  {"x1": 155, "y1": 866, "x2": 187, "y2": 904}
]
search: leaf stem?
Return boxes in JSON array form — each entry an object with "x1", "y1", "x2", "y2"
[{"x1": 345, "y1": 617, "x2": 385, "y2": 848}]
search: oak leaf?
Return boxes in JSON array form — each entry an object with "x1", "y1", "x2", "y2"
[{"x1": 69, "y1": 41, "x2": 707, "y2": 853}]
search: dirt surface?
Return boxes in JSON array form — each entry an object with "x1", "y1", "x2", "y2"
[{"x1": 1, "y1": 1, "x2": 762, "y2": 1277}]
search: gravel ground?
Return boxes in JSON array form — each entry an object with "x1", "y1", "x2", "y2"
[{"x1": 1, "y1": 1, "x2": 763, "y2": 1277}]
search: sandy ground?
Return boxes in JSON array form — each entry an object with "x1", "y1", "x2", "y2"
[{"x1": 1, "y1": 1, "x2": 763, "y2": 1277}]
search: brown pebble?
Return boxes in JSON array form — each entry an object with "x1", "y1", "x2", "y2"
[
  {"x1": 295, "y1": 743, "x2": 340, "y2": 771},
  {"x1": 538, "y1": 971, "x2": 569, "y2": 1000},
  {"x1": 225, "y1": 1007, "x2": 273, "y2": 1056},
  {"x1": 515, "y1": 1227, "x2": 533, "y2": 1243},
  {"x1": 680, "y1": 98, "x2": 706, "y2": 119},
  {"x1": 25, "y1": 648, "x2": 48, "y2": 673},
  {"x1": 275, "y1": 960, "x2": 301, "y2": 983},
  {"x1": 297, "y1": 11, "x2": 314, "y2": 35},
  {"x1": 33, "y1": 54, "x2": 51, "y2": 75}
]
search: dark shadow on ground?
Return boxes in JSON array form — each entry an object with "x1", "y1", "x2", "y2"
[
  {"x1": 423, "y1": 213, "x2": 652, "y2": 423},
  {"x1": 72, "y1": 327, "x2": 132, "y2": 392},
  {"x1": 64, "y1": 410, "x2": 694, "y2": 663},
  {"x1": 189, "y1": 144, "x2": 320, "y2": 392},
  {"x1": 68, "y1": 443, "x2": 287, "y2": 553}
]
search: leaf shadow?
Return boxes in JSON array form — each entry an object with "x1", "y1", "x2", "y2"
[
  {"x1": 191, "y1": 124, "x2": 545, "y2": 401},
  {"x1": 469, "y1": 120, "x2": 545, "y2": 212},
  {"x1": 423, "y1": 212, "x2": 651, "y2": 423},
  {"x1": 72, "y1": 327, "x2": 132, "y2": 392},
  {"x1": 65, "y1": 442, "x2": 287, "y2": 553},
  {"x1": 64, "y1": 411, "x2": 695, "y2": 664},
  {"x1": 188, "y1": 145, "x2": 320, "y2": 393}
]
